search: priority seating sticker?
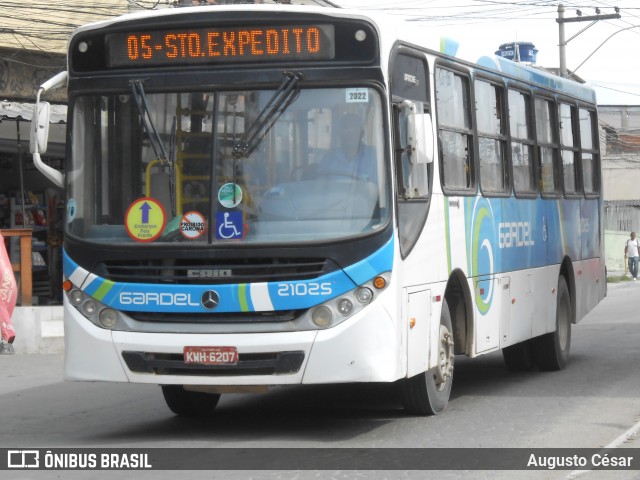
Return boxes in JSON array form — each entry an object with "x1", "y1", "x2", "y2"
[
  {"x1": 124, "y1": 197, "x2": 167, "y2": 243},
  {"x1": 180, "y1": 211, "x2": 207, "y2": 239}
]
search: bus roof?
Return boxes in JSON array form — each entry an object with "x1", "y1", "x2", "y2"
[{"x1": 69, "y1": 4, "x2": 596, "y2": 104}]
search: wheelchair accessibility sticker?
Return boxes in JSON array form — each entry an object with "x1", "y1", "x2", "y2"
[
  {"x1": 216, "y1": 211, "x2": 243, "y2": 239},
  {"x1": 124, "y1": 197, "x2": 167, "y2": 243}
]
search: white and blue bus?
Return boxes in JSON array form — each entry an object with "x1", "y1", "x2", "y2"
[{"x1": 31, "y1": 4, "x2": 605, "y2": 416}]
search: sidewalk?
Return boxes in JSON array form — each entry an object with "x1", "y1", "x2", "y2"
[
  {"x1": 0, "y1": 351, "x2": 64, "y2": 395},
  {"x1": 607, "y1": 269, "x2": 640, "y2": 287}
]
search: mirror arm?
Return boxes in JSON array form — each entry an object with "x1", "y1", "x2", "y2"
[{"x1": 32, "y1": 152, "x2": 64, "y2": 188}]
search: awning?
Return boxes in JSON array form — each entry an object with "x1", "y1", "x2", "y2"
[
  {"x1": 0, "y1": 100, "x2": 67, "y2": 124},
  {"x1": 0, "y1": 101, "x2": 66, "y2": 157}
]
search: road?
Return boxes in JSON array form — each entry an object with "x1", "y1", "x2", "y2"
[{"x1": 1, "y1": 281, "x2": 639, "y2": 480}]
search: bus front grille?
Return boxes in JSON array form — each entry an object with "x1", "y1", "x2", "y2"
[
  {"x1": 98, "y1": 257, "x2": 331, "y2": 284},
  {"x1": 124, "y1": 309, "x2": 302, "y2": 323},
  {"x1": 122, "y1": 350, "x2": 305, "y2": 376}
]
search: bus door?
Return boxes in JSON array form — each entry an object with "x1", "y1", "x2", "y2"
[
  {"x1": 390, "y1": 50, "x2": 436, "y2": 373},
  {"x1": 405, "y1": 285, "x2": 431, "y2": 377},
  {"x1": 474, "y1": 276, "x2": 501, "y2": 353},
  {"x1": 389, "y1": 50, "x2": 433, "y2": 260},
  {"x1": 499, "y1": 276, "x2": 511, "y2": 349}
]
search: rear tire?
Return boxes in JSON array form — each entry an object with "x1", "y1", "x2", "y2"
[
  {"x1": 161, "y1": 385, "x2": 221, "y2": 417},
  {"x1": 398, "y1": 299, "x2": 455, "y2": 415},
  {"x1": 532, "y1": 276, "x2": 572, "y2": 371}
]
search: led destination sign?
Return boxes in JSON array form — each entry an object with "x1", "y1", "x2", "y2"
[{"x1": 107, "y1": 24, "x2": 335, "y2": 67}]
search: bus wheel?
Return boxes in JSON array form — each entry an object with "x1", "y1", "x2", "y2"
[
  {"x1": 502, "y1": 340, "x2": 535, "y2": 371},
  {"x1": 533, "y1": 276, "x2": 572, "y2": 371},
  {"x1": 161, "y1": 385, "x2": 221, "y2": 417},
  {"x1": 398, "y1": 299, "x2": 455, "y2": 415}
]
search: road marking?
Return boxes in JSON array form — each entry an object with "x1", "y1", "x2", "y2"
[{"x1": 566, "y1": 417, "x2": 640, "y2": 478}]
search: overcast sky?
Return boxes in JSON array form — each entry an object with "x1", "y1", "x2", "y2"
[{"x1": 334, "y1": 0, "x2": 640, "y2": 103}]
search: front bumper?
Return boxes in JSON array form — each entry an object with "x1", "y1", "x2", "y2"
[{"x1": 63, "y1": 298, "x2": 400, "y2": 385}]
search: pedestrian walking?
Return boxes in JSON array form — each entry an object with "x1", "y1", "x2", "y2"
[
  {"x1": 0, "y1": 233, "x2": 17, "y2": 354},
  {"x1": 624, "y1": 231, "x2": 640, "y2": 281}
]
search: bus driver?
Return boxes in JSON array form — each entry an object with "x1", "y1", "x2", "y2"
[{"x1": 319, "y1": 113, "x2": 377, "y2": 182}]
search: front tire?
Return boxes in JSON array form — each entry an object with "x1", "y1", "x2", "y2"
[
  {"x1": 398, "y1": 299, "x2": 455, "y2": 415},
  {"x1": 161, "y1": 385, "x2": 221, "y2": 417},
  {"x1": 532, "y1": 276, "x2": 572, "y2": 371}
]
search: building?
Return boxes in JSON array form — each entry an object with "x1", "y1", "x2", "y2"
[
  {"x1": 3, "y1": 2, "x2": 633, "y2": 352},
  {"x1": 1, "y1": 1, "x2": 166, "y2": 352},
  {"x1": 0, "y1": 0, "x2": 341, "y2": 352},
  {"x1": 598, "y1": 100, "x2": 640, "y2": 272}
]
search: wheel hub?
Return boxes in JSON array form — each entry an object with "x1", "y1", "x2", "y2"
[{"x1": 434, "y1": 324, "x2": 454, "y2": 389}]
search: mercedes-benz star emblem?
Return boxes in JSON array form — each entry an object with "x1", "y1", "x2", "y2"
[{"x1": 201, "y1": 290, "x2": 220, "y2": 310}]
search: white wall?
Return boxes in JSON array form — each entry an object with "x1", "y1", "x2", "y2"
[
  {"x1": 605, "y1": 229, "x2": 632, "y2": 273},
  {"x1": 11, "y1": 306, "x2": 64, "y2": 354},
  {"x1": 603, "y1": 157, "x2": 640, "y2": 201}
]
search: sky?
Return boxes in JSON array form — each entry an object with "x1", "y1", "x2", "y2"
[{"x1": 333, "y1": 0, "x2": 640, "y2": 103}]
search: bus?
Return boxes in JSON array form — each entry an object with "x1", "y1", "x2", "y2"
[{"x1": 31, "y1": 4, "x2": 606, "y2": 416}]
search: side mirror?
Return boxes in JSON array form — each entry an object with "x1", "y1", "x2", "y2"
[
  {"x1": 401, "y1": 100, "x2": 433, "y2": 165},
  {"x1": 420, "y1": 113, "x2": 434, "y2": 165},
  {"x1": 30, "y1": 102, "x2": 51, "y2": 155},
  {"x1": 30, "y1": 71, "x2": 67, "y2": 188}
]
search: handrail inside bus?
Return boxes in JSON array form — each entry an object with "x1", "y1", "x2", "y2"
[{"x1": 145, "y1": 159, "x2": 183, "y2": 215}]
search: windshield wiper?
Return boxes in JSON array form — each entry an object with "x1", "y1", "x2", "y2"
[
  {"x1": 131, "y1": 80, "x2": 170, "y2": 164},
  {"x1": 131, "y1": 79, "x2": 177, "y2": 216},
  {"x1": 232, "y1": 71, "x2": 302, "y2": 160}
]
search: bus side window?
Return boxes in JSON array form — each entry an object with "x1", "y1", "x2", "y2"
[
  {"x1": 435, "y1": 66, "x2": 474, "y2": 193},
  {"x1": 535, "y1": 97, "x2": 561, "y2": 196},
  {"x1": 560, "y1": 102, "x2": 580, "y2": 195},
  {"x1": 475, "y1": 79, "x2": 508, "y2": 195},
  {"x1": 508, "y1": 89, "x2": 536, "y2": 195},
  {"x1": 579, "y1": 108, "x2": 600, "y2": 196}
]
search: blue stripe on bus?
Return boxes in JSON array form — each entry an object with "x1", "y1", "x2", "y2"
[
  {"x1": 464, "y1": 197, "x2": 600, "y2": 279},
  {"x1": 343, "y1": 237, "x2": 394, "y2": 284},
  {"x1": 475, "y1": 55, "x2": 597, "y2": 104},
  {"x1": 62, "y1": 240, "x2": 394, "y2": 313}
]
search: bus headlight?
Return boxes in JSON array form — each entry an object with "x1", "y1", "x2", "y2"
[
  {"x1": 69, "y1": 289, "x2": 84, "y2": 306},
  {"x1": 355, "y1": 287, "x2": 373, "y2": 304},
  {"x1": 99, "y1": 309, "x2": 119, "y2": 328},
  {"x1": 81, "y1": 300, "x2": 97, "y2": 316},
  {"x1": 312, "y1": 306, "x2": 333, "y2": 327},
  {"x1": 304, "y1": 272, "x2": 390, "y2": 330},
  {"x1": 337, "y1": 298, "x2": 353, "y2": 315},
  {"x1": 65, "y1": 284, "x2": 121, "y2": 330}
]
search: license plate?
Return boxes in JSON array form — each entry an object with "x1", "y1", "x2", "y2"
[{"x1": 183, "y1": 346, "x2": 238, "y2": 365}]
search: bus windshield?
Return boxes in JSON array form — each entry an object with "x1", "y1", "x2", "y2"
[{"x1": 68, "y1": 86, "x2": 388, "y2": 244}]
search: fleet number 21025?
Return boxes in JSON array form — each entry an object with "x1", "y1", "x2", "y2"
[{"x1": 277, "y1": 282, "x2": 332, "y2": 296}]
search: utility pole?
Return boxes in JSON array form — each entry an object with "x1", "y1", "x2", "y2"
[
  {"x1": 558, "y1": 4, "x2": 567, "y2": 78},
  {"x1": 556, "y1": 4, "x2": 621, "y2": 78}
]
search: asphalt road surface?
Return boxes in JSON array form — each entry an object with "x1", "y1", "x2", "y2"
[{"x1": 1, "y1": 281, "x2": 639, "y2": 480}]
